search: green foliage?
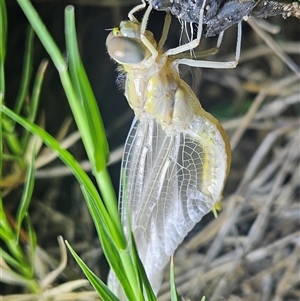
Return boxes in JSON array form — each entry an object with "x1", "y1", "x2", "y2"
[
  {"x1": 1, "y1": 0, "x2": 155, "y2": 299},
  {"x1": 0, "y1": 0, "x2": 40, "y2": 293}
]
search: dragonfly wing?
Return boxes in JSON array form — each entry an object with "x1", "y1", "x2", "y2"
[{"x1": 119, "y1": 114, "x2": 228, "y2": 294}]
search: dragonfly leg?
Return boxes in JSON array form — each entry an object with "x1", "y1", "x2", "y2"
[
  {"x1": 175, "y1": 21, "x2": 242, "y2": 69},
  {"x1": 139, "y1": 4, "x2": 160, "y2": 66},
  {"x1": 157, "y1": 11, "x2": 172, "y2": 51},
  {"x1": 128, "y1": 0, "x2": 147, "y2": 22},
  {"x1": 164, "y1": 0, "x2": 207, "y2": 56},
  {"x1": 140, "y1": 34, "x2": 158, "y2": 67}
]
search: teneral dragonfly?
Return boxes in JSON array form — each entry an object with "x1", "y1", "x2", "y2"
[{"x1": 106, "y1": 1, "x2": 236, "y2": 296}]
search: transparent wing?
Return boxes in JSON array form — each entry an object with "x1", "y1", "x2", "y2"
[{"x1": 119, "y1": 114, "x2": 228, "y2": 293}]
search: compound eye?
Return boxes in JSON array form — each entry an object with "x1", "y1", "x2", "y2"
[{"x1": 107, "y1": 36, "x2": 146, "y2": 64}]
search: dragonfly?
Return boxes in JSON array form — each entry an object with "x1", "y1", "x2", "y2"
[{"x1": 106, "y1": 0, "x2": 238, "y2": 296}]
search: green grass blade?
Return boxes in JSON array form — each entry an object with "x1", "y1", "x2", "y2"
[
  {"x1": 15, "y1": 141, "x2": 36, "y2": 242},
  {"x1": 170, "y1": 256, "x2": 180, "y2": 301},
  {"x1": 0, "y1": 0, "x2": 6, "y2": 176},
  {"x1": 64, "y1": 6, "x2": 120, "y2": 234},
  {"x1": 2, "y1": 116, "x2": 24, "y2": 157},
  {"x1": 25, "y1": 214, "x2": 37, "y2": 276},
  {"x1": 130, "y1": 232, "x2": 156, "y2": 300},
  {"x1": 1, "y1": 26, "x2": 34, "y2": 160},
  {"x1": 66, "y1": 241, "x2": 121, "y2": 301},
  {"x1": 16, "y1": 0, "x2": 66, "y2": 74},
  {"x1": 21, "y1": 60, "x2": 48, "y2": 148},
  {"x1": 0, "y1": 247, "x2": 29, "y2": 275},
  {"x1": 0, "y1": 0, "x2": 7, "y2": 94},
  {"x1": 81, "y1": 186, "x2": 140, "y2": 301},
  {"x1": 64, "y1": 6, "x2": 109, "y2": 172},
  {"x1": 95, "y1": 168, "x2": 122, "y2": 234},
  {"x1": 0, "y1": 199, "x2": 25, "y2": 263},
  {"x1": 14, "y1": 26, "x2": 34, "y2": 116}
]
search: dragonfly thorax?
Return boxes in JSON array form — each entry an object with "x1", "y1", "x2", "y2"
[{"x1": 125, "y1": 60, "x2": 197, "y2": 134}]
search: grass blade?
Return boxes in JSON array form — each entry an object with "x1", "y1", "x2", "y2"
[
  {"x1": 25, "y1": 214, "x2": 37, "y2": 276},
  {"x1": 64, "y1": 6, "x2": 109, "y2": 172},
  {"x1": 66, "y1": 241, "x2": 121, "y2": 301},
  {"x1": 15, "y1": 140, "x2": 36, "y2": 241},
  {"x1": 0, "y1": 247, "x2": 29, "y2": 275},
  {"x1": 14, "y1": 26, "x2": 34, "y2": 116},
  {"x1": 81, "y1": 186, "x2": 140, "y2": 301},
  {"x1": 0, "y1": 0, "x2": 6, "y2": 176},
  {"x1": 0, "y1": 198, "x2": 25, "y2": 264},
  {"x1": 64, "y1": 6, "x2": 120, "y2": 234},
  {"x1": 21, "y1": 60, "x2": 48, "y2": 148},
  {"x1": 170, "y1": 256, "x2": 180, "y2": 301},
  {"x1": 0, "y1": 0, "x2": 7, "y2": 94},
  {"x1": 130, "y1": 232, "x2": 156, "y2": 300}
]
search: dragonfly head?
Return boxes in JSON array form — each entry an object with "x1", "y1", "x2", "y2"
[{"x1": 106, "y1": 20, "x2": 156, "y2": 66}]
